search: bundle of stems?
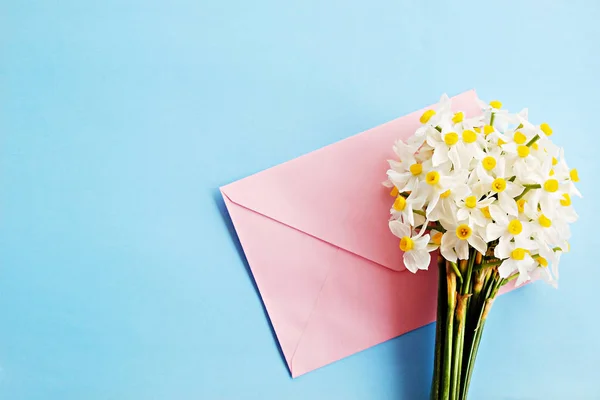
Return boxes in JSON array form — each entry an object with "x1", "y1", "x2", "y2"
[{"x1": 430, "y1": 245, "x2": 516, "y2": 400}]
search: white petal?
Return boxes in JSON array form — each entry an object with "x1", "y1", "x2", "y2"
[
  {"x1": 403, "y1": 252, "x2": 419, "y2": 273},
  {"x1": 457, "y1": 208, "x2": 469, "y2": 221},
  {"x1": 414, "y1": 250, "x2": 431, "y2": 271},
  {"x1": 432, "y1": 145, "x2": 449, "y2": 166},
  {"x1": 413, "y1": 234, "x2": 430, "y2": 250},
  {"x1": 389, "y1": 220, "x2": 410, "y2": 238},
  {"x1": 456, "y1": 239, "x2": 469, "y2": 260},
  {"x1": 448, "y1": 146, "x2": 461, "y2": 169},
  {"x1": 504, "y1": 182, "x2": 523, "y2": 198},
  {"x1": 489, "y1": 204, "x2": 509, "y2": 224},
  {"x1": 468, "y1": 234, "x2": 487, "y2": 255},
  {"x1": 494, "y1": 238, "x2": 511, "y2": 259},
  {"x1": 498, "y1": 259, "x2": 516, "y2": 278},
  {"x1": 499, "y1": 192, "x2": 518, "y2": 216},
  {"x1": 486, "y1": 223, "x2": 505, "y2": 242}
]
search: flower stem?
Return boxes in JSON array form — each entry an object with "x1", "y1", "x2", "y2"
[
  {"x1": 431, "y1": 256, "x2": 447, "y2": 400},
  {"x1": 449, "y1": 262, "x2": 463, "y2": 286},
  {"x1": 441, "y1": 262, "x2": 457, "y2": 400},
  {"x1": 526, "y1": 134, "x2": 540, "y2": 147}
]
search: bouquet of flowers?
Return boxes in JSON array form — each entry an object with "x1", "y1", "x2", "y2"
[{"x1": 384, "y1": 95, "x2": 580, "y2": 400}]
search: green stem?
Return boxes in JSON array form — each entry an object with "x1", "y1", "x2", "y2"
[
  {"x1": 414, "y1": 209, "x2": 426, "y2": 217},
  {"x1": 475, "y1": 260, "x2": 503, "y2": 270},
  {"x1": 463, "y1": 270, "x2": 499, "y2": 398},
  {"x1": 441, "y1": 263, "x2": 456, "y2": 400},
  {"x1": 526, "y1": 134, "x2": 540, "y2": 147},
  {"x1": 514, "y1": 187, "x2": 530, "y2": 201},
  {"x1": 489, "y1": 112, "x2": 495, "y2": 127},
  {"x1": 449, "y1": 262, "x2": 463, "y2": 286},
  {"x1": 451, "y1": 294, "x2": 468, "y2": 399},
  {"x1": 431, "y1": 257, "x2": 447, "y2": 400},
  {"x1": 462, "y1": 250, "x2": 475, "y2": 295}
]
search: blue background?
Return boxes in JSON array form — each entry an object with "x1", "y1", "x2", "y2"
[{"x1": 2, "y1": 1, "x2": 599, "y2": 399}]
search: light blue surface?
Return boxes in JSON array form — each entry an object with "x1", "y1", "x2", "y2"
[{"x1": 1, "y1": 1, "x2": 599, "y2": 399}]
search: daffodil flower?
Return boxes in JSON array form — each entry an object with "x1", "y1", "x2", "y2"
[
  {"x1": 485, "y1": 204, "x2": 532, "y2": 248},
  {"x1": 410, "y1": 94, "x2": 452, "y2": 146},
  {"x1": 495, "y1": 242, "x2": 539, "y2": 286},
  {"x1": 473, "y1": 157, "x2": 523, "y2": 215},
  {"x1": 411, "y1": 168, "x2": 467, "y2": 219},
  {"x1": 427, "y1": 182, "x2": 470, "y2": 227},
  {"x1": 455, "y1": 193, "x2": 495, "y2": 228},
  {"x1": 390, "y1": 191, "x2": 425, "y2": 226},
  {"x1": 387, "y1": 157, "x2": 433, "y2": 193},
  {"x1": 389, "y1": 220, "x2": 432, "y2": 273},
  {"x1": 440, "y1": 221, "x2": 487, "y2": 262},
  {"x1": 426, "y1": 126, "x2": 464, "y2": 169}
]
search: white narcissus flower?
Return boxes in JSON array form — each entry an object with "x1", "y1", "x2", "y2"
[
  {"x1": 485, "y1": 204, "x2": 532, "y2": 248},
  {"x1": 387, "y1": 156, "x2": 433, "y2": 194},
  {"x1": 426, "y1": 126, "x2": 463, "y2": 169},
  {"x1": 440, "y1": 222, "x2": 487, "y2": 262},
  {"x1": 427, "y1": 182, "x2": 469, "y2": 227},
  {"x1": 389, "y1": 220, "x2": 431, "y2": 273},
  {"x1": 410, "y1": 94, "x2": 453, "y2": 147},
  {"x1": 455, "y1": 193, "x2": 495, "y2": 228},
  {"x1": 390, "y1": 191, "x2": 425, "y2": 226},
  {"x1": 494, "y1": 239, "x2": 539, "y2": 286},
  {"x1": 473, "y1": 157, "x2": 523, "y2": 215}
]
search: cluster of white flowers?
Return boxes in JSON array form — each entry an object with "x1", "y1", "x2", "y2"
[{"x1": 385, "y1": 95, "x2": 580, "y2": 287}]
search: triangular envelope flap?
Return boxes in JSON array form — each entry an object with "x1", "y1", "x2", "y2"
[{"x1": 223, "y1": 90, "x2": 480, "y2": 272}]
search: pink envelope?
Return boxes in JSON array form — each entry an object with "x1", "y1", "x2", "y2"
[{"x1": 221, "y1": 90, "x2": 517, "y2": 377}]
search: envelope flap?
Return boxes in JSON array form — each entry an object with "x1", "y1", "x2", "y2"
[{"x1": 222, "y1": 91, "x2": 480, "y2": 272}]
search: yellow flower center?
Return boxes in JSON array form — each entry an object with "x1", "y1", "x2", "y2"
[
  {"x1": 484, "y1": 125, "x2": 494, "y2": 136},
  {"x1": 516, "y1": 199, "x2": 526, "y2": 213},
  {"x1": 514, "y1": 131, "x2": 527, "y2": 144},
  {"x1": 481, "y1": 206, "x2": 491, "y2": 219},
  {"x1": 537, "y1": 256, "x2": 548, "y2": 267},
  {"x1": 444, "y1": 132, "x2": 459, "y2": 146},
  {"x1": 462, "y1": 130, "x2": 477, "y2": 143},
  {"x1": 543, "y1": 179, "x2": 559, "y2": 192},
  {"x1": 410, "y1": 163, "x2": 423, "y2": 176},
  {"x1": 517, "y1": 145, "x2": 530, "y2": 158},
  {"x1": 420, "y1": 109, "x2": 436, "y2": 124},
  {"x1": 456, "y1": 224, "x2": 472, "y2": 240},
  {"x1": 538, "y1": 214, "x2": 552, "y2": 228},
  {"x1": 426, "y1": 171, "x2": 440, "y2": 185},
  {"x1": 440, "y1": 189, "x2": 452, "y2": 198},
  {"x1": 399, "y1": 236, "x2": 414, "y2": 252},
  {"x1": 490, "y1": 100, "x2": 502, "y2": 109},
  {"x1": 549, "y1": 169, "x2": 555, "y2": 176},
  {"x1": 432, "y1": 232, "x2": 443, "y2": 245},
  {"x1": 497, "y1": 138, "x2": 507, "y2": 145},
  {"x1": 511, "y1": 248, "x2": 526, "y2": 260},
  {"x1": 465, "y1": 195, "x2": 477, "y2": 209},
  {"x1": 570, "y1": 168, "x2": 579, "y2": 182},
  {"x1": 393, "y1": 196, "x2": 406, "y2": 211},
  {"x1": 531, "y1": 142, "x2": 539, "y2": 150},
  {"x1": 507, "y1": 219, "x2": 523, "y2": 235},
  {"x1": 474, "y1": 127, "x2": 481, "y2": 133},
  {"x1": 492, "y1": 178, "x2": 507, "y2": 193},
  {"x1": 452, "y1": 112, "x2": 464, "y2": 124},
  {"x1": 540, "y1": 122, "x2": 553, "y2": 136},
  {"x1": 560, "y1": 193, "x2": 571, "y2": 207},
  {"x1": 389, "y1": 186, "x2": 399, "y2": 197},
  {"x1": 552, "y1": 157, "x2": 558, "y2": 166},
  {"x1": 482, "y1": 156, "x2": 496, "y2": 171}
]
